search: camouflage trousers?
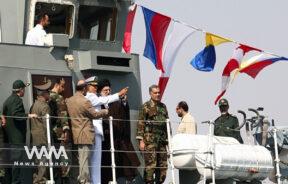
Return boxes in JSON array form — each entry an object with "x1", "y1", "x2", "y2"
[{"x1": 143, "y1": 143, "x2": 167, "y2": 184}]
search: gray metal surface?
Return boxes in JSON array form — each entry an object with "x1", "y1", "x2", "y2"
[{"x1": 0, "y1": 1, "x2": 143, "y2": 183}]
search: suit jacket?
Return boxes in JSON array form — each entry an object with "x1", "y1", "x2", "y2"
[
  {"x1": 30, "y1": 98, "x2": 50, "y2": 146},
  {"x1": 66, "y1": 92, "x2": 107, "y2": 145},
  {"x1": 2, "y1": 93, "x2": 27, "y2": 144},
  {"x1": 177, "y1": 112, "x2": 197, "y2": 134}
]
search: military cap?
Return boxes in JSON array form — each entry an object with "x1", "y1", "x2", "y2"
[
  {"x1": 34, "y1": 80, "x2": 51, "y2": 93},
  {"x1": 218, "y1": 98, "x2": 229, "y2": 107},
  {"x1": 12, "y1": 80, "x2": 30, "y2": 91},
  {"x1": 85, "y1": 76, "x2": 98, "y2": 86}
]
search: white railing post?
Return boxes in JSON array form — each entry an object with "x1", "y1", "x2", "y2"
[
  {"x1": 273, "y1": 128, "x2": 281, "y2": 184},
  {"x1": 46, "y1": 114, "x2": 54, "y2": 184},
  {"x1": 209, "y1": 121, "x2": 215, "y2": 184},
  {"x1": 166, "y1": 119, "x2": 176, "y2": 184},
  {"x1": 109, "y1": 116, "x2": 117, "y2": 184},
  {"x1": 203, "y1": 120, "x2": 215, "y2": 184}
]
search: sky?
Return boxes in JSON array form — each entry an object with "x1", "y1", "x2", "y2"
[
  {"x1": 132, "y1": 0, "x2": 288, "y2": 133},
  {"x1": 131, "y1": 0, "x2": 288, "y2": 183}
]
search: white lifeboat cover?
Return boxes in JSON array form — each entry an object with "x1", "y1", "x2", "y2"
[
  {"x1": 172, "y1": 134, "x2": 239, "y2": 170},
  {"x1": 195, "y1": 144, "x2": 273, "y2": 180}
]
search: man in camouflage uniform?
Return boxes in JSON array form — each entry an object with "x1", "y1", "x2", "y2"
[
  {"x1": 48, "y1": 78, "x2": 70, "y2": 183},
  {"x1": 214, "y1": 98, "x2": 243, "y2": 143},
  {"x1": 136, "y1": 85, "x2": 169, "y2": 184}
]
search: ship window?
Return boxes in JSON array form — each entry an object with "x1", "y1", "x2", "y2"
[
  {"x1": 77, "y1": 5, "x2": 117, "y2": 41},
  {"x1": 34, "y1": 2, "x2": 74, "y2": 37},
  {"x1": 97, "y1": 56, "x2": 130, "y2": 67}
]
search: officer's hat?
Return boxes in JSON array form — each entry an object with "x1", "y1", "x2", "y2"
[
  {"x1": 34, "y1": 80, "x2": 52, "y2": 94},
  {"x1": 12, "y1": 80, "x2": 30, "y2": 91},
  {"x1": 218, "y1": 98, "x2": 229, "y2": 107},
  {"x1": 85, "y1": 76, "x2": 98, "y2": 86}
]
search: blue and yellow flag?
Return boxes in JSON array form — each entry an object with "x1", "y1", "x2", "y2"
[{"x1": 190, "y1": 33, "x2": 231, "y2": 72}]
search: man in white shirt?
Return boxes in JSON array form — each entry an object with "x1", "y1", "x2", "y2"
[
  {"x1": 25, "y1": 13, "x2": 50, "y2": 46},
  {"x1": 176, "y1": 101, "x2": 197, "y2": 134},
  {"x1": 85, "y1": 76, "x2": 128, "y2": 184}
]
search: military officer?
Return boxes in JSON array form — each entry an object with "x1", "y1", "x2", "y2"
[
  {"x1": 214, "y1": 98, "x2": 243, "y2": 143},
  {"x1": 49, "y1": 78, "x2": 71, "y2": 182},
  {"x1": 30, "y1": 81, "x2": 51, "y2": 184},
  {"x1": 136, "y1": 84, "x2": 169, "y2": 184},
  {"x1": 2, "y1": 80, "x2": 37, "y2": 183},
  {"x1": 85, "y1": 77, "x2": 128, "y2": 184},
  {"x1": 49, "y1": 78, "x2": 69, "y2": 143}
]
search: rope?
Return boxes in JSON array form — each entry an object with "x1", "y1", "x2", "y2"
[{"x1": 136, "y1": 4, "x2": 284, "y2": 58}]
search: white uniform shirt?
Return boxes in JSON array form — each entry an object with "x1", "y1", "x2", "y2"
[
  {"x1": 25, "y1": 24, "x2": 47, "y2": 46},
  {"x1": 85, "y1": 92, "x2": 119, "y2": 137}
]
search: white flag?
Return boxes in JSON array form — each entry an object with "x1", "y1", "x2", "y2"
[
  {"x1": 162, "y1": 21, "x2": 196, "y2": 77},
  {"x1": 159, "y1": 21, "x2": 196, "y2": 99}
]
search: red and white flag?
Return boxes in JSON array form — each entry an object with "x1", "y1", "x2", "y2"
[
  {"x1": 158, "y1": 21, "x2": 196, "y2": 99},
  {"x1": 214, "y1": 44, "x2": 261, "y2": 104},
  {"x1": 122, "y1": 4, "x2": 137, "y2": 53}
]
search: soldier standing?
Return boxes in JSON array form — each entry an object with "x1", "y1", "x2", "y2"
[
  {"x1": 49, "y1": 78, "x2": 70, "y2": 143},
  {"x1": 30, "y1": 81, "x2": 51, "y2": 184},
  {"x1": 214, "y1": 98, "x2": 243, "y2": 143},
  {"x1": 49, "y1": 78, "x2": 71, "y2": 183},
  {"x1": 136, "y1": 84, "x2": 169, "y2": 184},
  {"x1": 1, "y1": 80, "x2": 37, "y2": 183}
]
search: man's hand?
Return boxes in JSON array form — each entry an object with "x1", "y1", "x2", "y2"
[
  {"x1": 62, "y1": 131, "x2": 70, "y2": 144},
  {"x1": 1, "y1": 115, "x2": 6, "y2": 127},
  {"x1": 103, "y1": 109, "x2": 109, "y2": 115},
  {"x1": 139, "y1": 140, "x2": 145, "y2": 151},
  {"x1": 119, "y1": 87, "x2": 129, "y2": 98},
  {"x1": 28, "y1": 114, "x2": 38, "y2": 118}
]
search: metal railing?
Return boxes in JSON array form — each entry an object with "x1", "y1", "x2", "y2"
[{"x1": 0, "y1": 114, "x2": 287, "y2": 184}]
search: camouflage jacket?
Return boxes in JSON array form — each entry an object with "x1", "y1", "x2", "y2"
[
  {"x1": 49, "y1": 92, "x2": 69, "y2": 138},
  {"x1": 136, "y1": 99, "x2": 169, "y2": 144}
]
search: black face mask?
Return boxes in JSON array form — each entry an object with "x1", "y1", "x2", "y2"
[{"x1": 219, "y1": 105, "x2": 228, "y2": 113}]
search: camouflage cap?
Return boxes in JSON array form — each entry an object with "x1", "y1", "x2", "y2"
[
  {"x1": 12, "y1": 80, "x2": 30, "y2": 91},
  {"x1": 218, "y1": 98, "x2": 229, "y2": 107}
]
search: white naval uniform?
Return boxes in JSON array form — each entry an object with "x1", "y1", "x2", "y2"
[{"x1": 85, "y1": 92, "x2": 119, "y2": 184}]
